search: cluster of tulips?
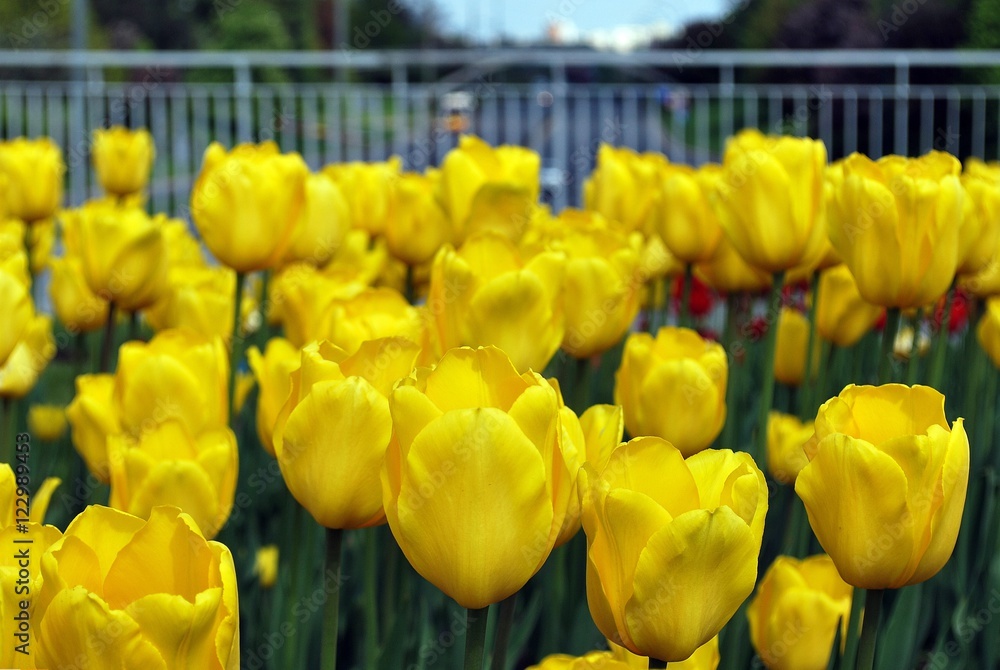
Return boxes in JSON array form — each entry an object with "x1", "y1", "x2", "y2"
[{"x1": 0, "y1": 123, "x2": 998, "y2": 670}]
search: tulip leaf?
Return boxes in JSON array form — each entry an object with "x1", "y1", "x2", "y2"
[
  {"x1": 827, "y1": 614, "x2": 843, "y2": 670},
  {"x1": 875, "y1": 584, "x2": 921, "y2": 670}
]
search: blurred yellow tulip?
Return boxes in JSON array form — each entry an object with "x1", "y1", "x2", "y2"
[
  {"x1": 815, "y1": 264, "x2": 883, "y2": 348},
  {"x1": 69, "y1": 201, "x2": 169, "y2": 310},
  {"x1": 191, "y1": 141, "x2": 308, "y2": 273},
  {"x1": 27, "y1": 404, "x2": 67, "y2": 443},
  {"x1": 322, "y1": 228, "x2": 392, "y2": 285},
  {"x1": 386, "y1": 171, "x2": 452, "y2": 265},
  {"x1": 694, "y1": 232, "x2": 772, "y2": 294},
  {"x1": 108, "y1": 420, "x2": 238, "y2": 539},
  {"x1": 92, "y1": 126, "x2": 156, "y2": 197},
  {"x1": 977, "y1": 297, "x2": 1000, "y2": 368},
  {"x1": 584, "y1": 144, "x2": 666, "y2": 233},
  {"x1": 718, "y1": 129, "x2": 827, "y2": 273},
  {"x1": 255, "y1": 545, "x2": 280, "y2": 589},
  {"x1": 0, "y1": 262, "x2": 33, "y2": 366},
  {"x1": 796, "y1": 384, "x2": 969, "y2": 589},
  {"x1": 282, "y1": 172, "x2": 350, "y2": 267},
  {"x1": 615, "y1": 327, "x2": 727, "y2": 456},
  {"x1": 0, "y1": 314, "x2": 55, "y2": 399},
  {"x1": 829, "y1": 151, "x2": 963, "y2": 308},
  {"x1": 324, "y1": 157, "x2": 401, "y2": 236},
  {"x1": 527, "y1": 651, "x2": 636, "y2": 669},
  {"x1": 747, "y1": 555, "x2": 852, "y2": 670},
  {"x1": 145, "y1": 265, "x2": 236, "y2": 341},
  {"x1": 0, "y1": 137, "x2": 64, "y2": 222},
  {"x1": 247, "y1": 337, "x2": 301, "y2": 457},
  {"x1": 429, "y1": 232, "x2": 565, "y2": 372},
  {"x1": 114, "y1": 329, "x2": 229, "y2": 437},
  {"x1": 580, "y1": 436, "x2": 767, "y2": 662},
  {"x1": 66, "y1": 373, "x2": 121, "y2": 482},
  {"x1": 49, "y1": 255, "x2": 109, "y2": 333},
  {"x1": 0, "y1": 463, "x2": 60, "y2": 527},
  {"x1": 269, "y1": 262, "x2": 365, "y2": 346},
  {"x1": 322, "y1": 287, "x2": 425, "y2": 355},
  {"x1": 658, "y1": 164, "x2": 724, "y2": 264},
  {"x1": 774, "y1": 307, "x2": 818, "y2": 387},
  {"x1": 383, "y1": 346, "x2": 567, "y2": 608},
  {"x1": 439, "y1": 135, "x2": 540, "y2": 242},
  {"x1": 34, "y1": 505, "x2": 239, "y2": 669},
  {"x1": 275, "y1": 337, "x2": 421, "y2": 529},
  {"x1": 766, "y1": 412, "x2": 813, "y2": 485},
  {"x1": 160, "y1": 217, "x2": 207, "y2": 268},
  {"x1": 958, "y1": 158, "x2": 1000, "y2": 276}
]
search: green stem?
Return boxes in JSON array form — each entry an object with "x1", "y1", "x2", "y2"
[
  {"x1": 722, "y1": 293, "x2": 741, "y2": 453},
  {"x1": 800, "y1": 271, "x2": 820, "y2": 420},
  {"x1": 322, "y1": 528, "x2": 343, "y2": 670},
  {"x1": 679, "y1": 263, "x2": 693, "y2": 329},
  {"x1": 492, "y1": 595, "x2": 517, "y2": 670},
  {"x1": 856, "y1": 589, "x2": 884, "y2": 670},
  {"x1": 756, "y1": 272, "x2": 785, "y2": 465},
  {"x1": 842, "y1": 587, "x2": 866, "y2": 667},
  {"x1": 928, "y1": 283, "x2": 955, "y2": 389},
  {"x1": 813, "y1": 340, "x2": 833, "y2": 416},
  {"x1": 228, "y1": 272, "x2": 247, "y2": 426},
  {"x1": 405, "y1": 264, "x2": 416, "y2": 304},
  {"x1": 128, "y1": 310, "x2": 139, "y2": 342},
  {"x1": 364, "y1": 530, "x2": 379, "y2": 669},
  {"x1": 878, "y1": 308, "x2": 902, "y2": 384},
  {"x1": 463, "y1": 606, "x2": 490, "y2": 670},
  {"x1": 573, "y1": 356, "x2": 592, "y2": 413},
  {"x1": 99, "y1": 301, "x2": 118, "y2": 374},
  {"x1": 905, "y1": 313, "x2": 921, "y2": 386}
]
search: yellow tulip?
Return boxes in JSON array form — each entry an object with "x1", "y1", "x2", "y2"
[
  {"x1": 977, "y1": 297, "x2": 1000, "y2": 368},
  {"x1": 66, "y1": 373, "x2": 121, "y2": 482},
  {"x1": 527, "y1": 651, "x2": 636, "y2": 669},
  {"x1": 385, "y1": 171, "x2": 452, "y2": 265},
  {"x1": 717, "y1": 129, "x2": 827, "y2": 273},
  {"x1": 383, "y1": 346, "x2": 568, "y2": 608},
  {"x1": 49, "y1": 255, "x2": 109, "y2": 333},
  {"x1": 269, "y1": 262, "x2": 365, "y2": 346},
  {"x1": 5, "y1": 217, "x2": 57, "y2": 272},
  {"x1": 114, "y1": 329, "x2": 229, "y2": 437},
  {"x1": 439, "y1": 135, "x2": 540, "y2": 242},
  {"x1": 0, "y1": 465, "x2": 62, "y2": 669},
  {"x1": 747, "y1": 555, "x2": 852, "y2": 670},
  {"x1": 34, "y1": 505, "x2": 239, "y2": 669},
  {"x1": 892, "y1": 326, "x2": 930, "y2": 361},
  {"x1": 27, "y1": 404, "x2": 67, "y2": 443},
  {"x1": 161, "y1": 217, "x2": 207, "y2": 268},
  {"x1": 92, "y1": 126, "x2": 156, "y2": 197},
  {"x1": 429, "y1": 232, "x2": 565, "y2": 372},
  {"x1": 669, "y1": 636, "x2": 720, "y2": 670},
  {"x1": 0, "y1": 315, "x2": 55, "y2": 399},
  {"x1": 324, "y1": 157, "x2": 401, "y2": 235},
  {"x1": 539, "y1": 211, "x2": 643, "y2": 358},
  {"x1": 958, "y1": 158, "x2": 1000, "y2": 276},
  {"x1": 247, "y1": 337, "x2": 301, "y2": 457},
  {"x1": 275, "y1": 337, "x2": 421, "y2": 529},
  {"x1": 960, "y1": 255, "x2": 1000, "y2": 298},
  {"x1": 0, "y1": 137, "x2": 64, "y2": 222},
  {"x1": 585, "y1": 144, "x2": 666, "y2": 233},
  {"x1": 639, "y1": 232, "x2": 684, "y2": 288},
  {"x1": 191, "y1": 141, "x2": 308, "y2": 273},
  {"x1": 766, "y1": 412, "x2": 812, "y2": 485},
  {"x1": 69, "y1": 201, "x2": 169, "y2": 310},
  {"x1": 795, "y1": 384, "x2": 969, "y2": 589},
  {"x1": 695, "y1": 232, "x2": 772, "y2": 294},
  {"x1": 815, "y1": 264, "x2": 883, "y2": 347},
  {"x1": 614, "y1": 327, "x2": 727, "y2": 456},
  {"x1": 322, "y1": 287, "x2": 426, "y2": 355},
  {"x1": 108, "y1": 420, "x2": 238, "y2": 539},
  {"x1": 774, "y1": 307, "x2": 818, "y2": 387},
  {"x1": 255, "y1": 545, "x2": 280, "y2": 589},
  {"x1": 322, "y1": 228, "x2": 392, "y2": 285},
  {"x1": 658, "y1": 164, "x2": 724, "y2": 264},
  {"x1": 580, "y1": 436, "x2": 768, "y2": 662},
  {"x1": 145, "y1": 265, "x2": 236, "y2": 341},
  {"x1": 829, "y1": 151, "x2": 963, "y2": 308},
  {"x1": 0, "y1": 263, "x2": 33, "y2": 366},
  {"x1": 282, "y1": 172, "x2": 350, "y2": 267}
]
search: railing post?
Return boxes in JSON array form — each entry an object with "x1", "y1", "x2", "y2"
[
  {"x1": 720, "y1": 61, "x2": 735, "y2": 142},
  {"x1": 392, "y1": 60, "x2": 409, "y2": 165},
  {"x1": 550, "y1": 60, "x2": 569, "y2": 212},
  {"x1": 894, "y1": 57, "x2": 909, "y2": 155},
  {"x1": 235, "y1": 59, "x2": 253, "y2": 142}
]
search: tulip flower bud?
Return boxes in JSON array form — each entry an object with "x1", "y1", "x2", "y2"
[
  {"x1": 282, "y1": 172, "x2": 350, "y2": 267},
  {"x1": 584, "y1": 144, "x2": 666, "y2": 234},
  {"x1": 766, "y1": 412, "x2": 812, "y2": 485},
  {"x1": 658, "y1": 163, "x2": 724, "y2": 264},
  {"x1": 615, "y1": 327, "x2": 727, "y2": 456},
  {"x1": 796, "y1": 384, "x2": 969, "y2": 589},
  {"x1": 0, "y1": 137, "x2": 64, "y2": 223},
  {"x1": 92, "y1": 126, "x2": 156, "y2": 197},
  {"x1": 247, "y1": 337, "x2": 300, "y2": 457},
  {"x1": 747, "y1": 555, "x2": 852, "y2": 670},
  {"x1": 324, "y1": 157, "x2": 401, "y2": 236},
  {"x1": 35, "y1": 506, "x2": 239, "y2": 669},
  {"x1": 0, "y1": 314, "x2": 55, "y2": 399},
  {"x1": 815, "y1": 264, "x2": 883, "y2": 348},
  {"x1": 27, "y1": 404, "x2": 67, "y2": 443},
  {"x1": 580, "y1": 437, "x2": 767, "y2": 662},
  {"x1": 977, "y1": 297, "x2": 1000, "y2": 368}
]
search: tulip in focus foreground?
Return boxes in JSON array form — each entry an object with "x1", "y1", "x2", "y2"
[
  {"x1": 382, "y1": 346, "x2": 567, "y2": 609},
  {"x1": 580, "y1": 436, "x2": 767, "y2": 662},
  {"x1": 34, "y1": 505, "x2": 239, "y2": 669},
  {"x1": 795, "y1": 384, "x2": 969, "y2": 589},
  {"x1": 615, "y1": 327, "x2": 727, "y2": 456},
  {"x1": 747, "y1": 554, "x2": 852, "y2": 670}
]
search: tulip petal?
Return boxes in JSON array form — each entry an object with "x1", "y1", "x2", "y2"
[
  {"x1": 61, "y1": 504, "x2": 144, "y2": 581},
  {"x1": 637, "y1": 359, "x2": 725, "y2": 456},
  {"x1": 393, "y1": 408, "x2": 553, "y2": 609},
  {"x1": 625, "y1": 507, "x2": 757, "y2": 662},
  {"x1": 126, "y1": 590, "x2": 225, "y2": 669},
  {"x1": 601, "y1": 436, "x2": 699, "y2": 518},
  {"x1": 795, "y1": 434, "x2": 915, "y2": 589},
  {"x1": 423, "y1": 346, "x2": 531, "y2": 412}
]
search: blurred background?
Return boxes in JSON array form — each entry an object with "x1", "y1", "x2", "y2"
[{"x1": 1, "y1": 0, "x2": 998, "y2": 213}]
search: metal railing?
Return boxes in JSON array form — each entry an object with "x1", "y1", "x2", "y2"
[{"x1": 2, "y1": 48, "x2": 1000, "y2": 215}]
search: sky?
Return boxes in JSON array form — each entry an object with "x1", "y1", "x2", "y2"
[{"x1": 432, "y1": 0, "x2": 731, "y2": 43}]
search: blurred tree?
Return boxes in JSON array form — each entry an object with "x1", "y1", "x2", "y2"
[
  {"x1": 967, "y1": 0, "x2": 1000, "y2": 47},
  {"x1": 1, "y1": 0, "x2": 75, "y2": 49}
]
